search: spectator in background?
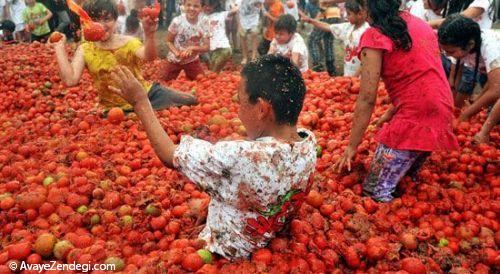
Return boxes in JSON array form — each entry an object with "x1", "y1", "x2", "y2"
[
  {"x1": 307, "y1": 2, "x2": 341, "y2": 76},
  {"x1": 23, "y1": 0, "x2": 52, "y2": 42},
  {"x1": 6, "y1": 0, "x2": 27, "y2": 42},
  {"x1": 0, "y1": 19, "x2": 16, "y2": 43},
  {"x1": 125, "y1": 9, "x2": 144, "y2": 40},
  {"x1": 116, "y1": 0, "x2": 128, "y2": 34},
  {"x1": 258, "y1": 0, "x2": 284, "y2": 55},
  {"x1": 238, "y1": 0, "x2": 262, "y2": 64},
  {"x1": 430, "y1": 0, "x2": 496, "y2": 30}
]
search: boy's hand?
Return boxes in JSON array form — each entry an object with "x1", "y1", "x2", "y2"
[
  {"x1": 142, "y1": 16, "x2": 158, "y2": 37},
  {"x1": 299, "y1": 11, "x2": 311, "y2": 22},
  {"x1": 108, "y1": 66, "x2": 148, "y2": 107}
]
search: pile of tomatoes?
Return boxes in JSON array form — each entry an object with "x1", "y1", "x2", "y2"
[{"x1": 0, "y1": 43, "x2": 498, "y2": 273}]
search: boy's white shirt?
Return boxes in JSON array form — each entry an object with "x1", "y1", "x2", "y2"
[
  {"x1": 463, "y1": 29, "x2": 500, "y2": 74},
  {"x1": 173, "y1": 129, "x2": 317, "y2": 259},
  {"x1": 203, "y1": 11, "x2": 231, "y2": 50},
  {"x1": 238, "y1": 0, "x2": 263, "y2": 30},
  {"x1": 329, "y1": 21, "x2": 369, "y2": 76},
  {"x1": 469, "y1": 0, "x2": 493, "y2": 30},
  {"x1": 167, "y1": 13, "x2": 209, "y2": 64},
  {"x1": 270, "y1": 33, "x2": 309, "y2": 72}
]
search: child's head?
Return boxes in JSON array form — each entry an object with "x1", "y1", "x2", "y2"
[
  {"x1": 202, "y1": 0, "x2": 222, "y2": 14},
  {"x1": 239, "y1": 55, "x2": 306, "y2": 139},
  {"x1": 24, "y1": 0, "x2": 35, "y2": 6},
  {"x1": 264, "y1": 0, "x2": 276, "y2": 6},
  {"x1": 126, "y1": 9, "x2": 140, "y2": 33},
  {"x1": 0, "y1": 20, "x2": 15, "y2": 39},
  {"x1": 274, "y1": 14, "x2": 297, "y2": 45},
  {"x1": 83, "y1": 0, "x2": 119, "y2": 40},
  {"x1": 184, "y1": 0, "x2": 203, "y2": 21},
  {"x1": 438, "y1": 14, "x2": 481, "y2": 60},
  {"x1": 345, "y1": 0, "x2": 366, "y2": 25},
  {"x1": 424, "y1": 0, "x2": 446, "y2": 13}
]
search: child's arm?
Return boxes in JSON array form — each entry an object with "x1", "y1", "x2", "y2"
[
  {"x1": 459, "y1": 68, "x2": 500, "y2": 121},
  {"x1": 49, "y1": 34, "x2": 85, "y2": 87},
  {"x1": 291, "y1": 52, "x2": 301, "y2": 69},
  {"x1": 301, "y1": 15, "x2": 332, "y2": 33},
  {"x1": 36, "y1": 6, "x2": 53, "y2": 26},
  {"x1": 135, "y1": 17, "x2": 158, "y2": 61},
  {"x1": 109, "y1": 66, "x2": 177, "y2": 167},
  {"x1": 184, "y1": 36, "x2": 210, "y2": 57}
]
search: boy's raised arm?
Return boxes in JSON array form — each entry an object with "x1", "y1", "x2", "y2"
[
  {"x1": 108, "y1": 66, "x2": 177, "y2": 168},
  {"x1": 136, "y1": 16, "x2": 158, "y2": 61},
  {"x1": 50, "y1": 35, "x2": 85, "y2": 87}
]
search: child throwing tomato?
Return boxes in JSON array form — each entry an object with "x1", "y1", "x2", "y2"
[
  {"x1": 108, "y1": 55, "x2": 317, "y2": 259},
  {"x1": 50, "y1": 0, "x2": 197, "y2": 114}
]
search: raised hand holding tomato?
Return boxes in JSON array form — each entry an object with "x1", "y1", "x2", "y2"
[
  {"x1": 141, "y1": 16, "x2": 158, "y2": 38},
  {"x1": 48, "y1": 32, "x2": 67, "y2": 48}
]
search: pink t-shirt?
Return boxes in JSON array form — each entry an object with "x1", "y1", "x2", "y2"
[{"x1": 358, "y1": 12, "x2": 458, "y2": 152}]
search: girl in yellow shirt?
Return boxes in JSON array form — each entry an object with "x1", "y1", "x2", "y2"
[{"x1": 50, "y1": 0, "x2": 197, "y2": 113}]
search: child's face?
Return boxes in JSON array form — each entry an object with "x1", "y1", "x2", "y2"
[
  {"x1": 440, "y1": 44, "x2": 469, "y2": 60},
  {"x1": 275, "y1": 30, "x2": 294, "y2": 45},
  {"x1": 95, "y1": 13, "x2": 117, "y2": 41},
  {"x1": 237, "y1": 78, "x2": 273, "y2": 140},
  {"x1": 346, "y1": 10, "x2": 366, "y2": 25},
  {"x1": 203, "y1": 4, "x2": 214, "y2": 14},
  {"x1": 25, "y1": 0, "x2": 35, "y2": 6},
  {"x1": 184, "y1": 0, "x2": 202, "y2": 21}
]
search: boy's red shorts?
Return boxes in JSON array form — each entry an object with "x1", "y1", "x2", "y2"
[{"x1": 161, "y1": 59, "x2": 204, "y2": 81}]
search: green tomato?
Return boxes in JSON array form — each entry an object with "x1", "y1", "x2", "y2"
[{"x1": 197, "y1": 249, "x2": 212, "y2": 264}]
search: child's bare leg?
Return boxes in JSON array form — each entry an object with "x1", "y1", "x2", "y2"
[
  {"x1": 250, "y1": 32, "x2": 258, "y2": 61},
  {"x1": 474, "y1": 99, "x2": 500, "y2": 143},
  {"x1": 240, "y1": 32, "x2": 249, "y2": 64}
]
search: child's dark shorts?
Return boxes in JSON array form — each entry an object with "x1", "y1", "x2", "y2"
[{"x1": 441, "y1": 55, "x2": 488, "y2": 95}]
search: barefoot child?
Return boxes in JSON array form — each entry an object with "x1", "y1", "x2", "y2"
[
  {"x1": 202, "y1": 0, "x2": 238, "y2": 72},
  {"x1": 302, "y1": 0, "x2": 368, "y2": 76},
  {"x1": 51, "y1": 0, "x2": 197, "y2": 113},
  {"x1": 162, "y1": 0, "x2": 210, "y2": 81},
  {"x1": 268, "y1": 14, "x2": 308, "y2": 72},
  {"x1": 109, "y1": 55, "x2": 317, "y2": 259},
  {"x1": 238, "y1": 0, "x2": 262, "y2": 64}
]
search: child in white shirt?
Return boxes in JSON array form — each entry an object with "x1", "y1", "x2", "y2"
[
  {"x1": 269, "y1": 14, "x2": 308, "y2": 72},
  {"x1": 202, "y1": 0, "x2": 238, "y2": 72},
  {"x1": 6, "y1": 0, "x2": 26, "y2": 41},
  {"x1": 238, "y1": 0, "x2": 262, "y2": 64},
  {"x1": 302, "y1": 0, "x2": 368, "y2": 76},
  {"x1": 108, "y1": 55, "x2": 317, "y2": 259}
]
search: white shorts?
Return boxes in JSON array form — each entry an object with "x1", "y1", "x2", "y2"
[{"x1": 15, "y1": 23, "x2": 25, "y2": 33}]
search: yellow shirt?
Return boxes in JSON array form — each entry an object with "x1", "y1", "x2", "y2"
[{"x1": 82, "y1": 38, "x2": 151, "y2": 110}]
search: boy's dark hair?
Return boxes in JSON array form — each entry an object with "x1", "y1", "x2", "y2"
[
  {"x1": 0, "y1": 20, "x2": 16, "y2": 33},
  {"x1": 202, "y1": 0, "x2": 223, "y2": 12},
  {"x1": 274, "y1": 14, "x2": 297, "y2": 34},
  {"x1": 438, "y1": 14, "x2": 482, "y2": 92},
  {"x1": 345, "y1": 0, "x2": 362, "y2": 13},
  {"x1": 241, "y1": 55, "x2": 306, "y2": 126},
  {"x1": 126, "y1": 9, "x2": 140, "y2": 31},
  {"x1": 83, "y1": 0, "x2": 118, "y2": 21}
]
